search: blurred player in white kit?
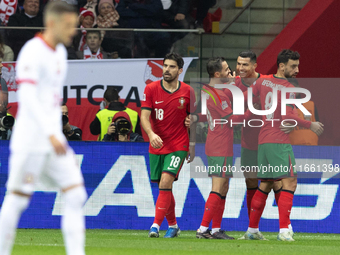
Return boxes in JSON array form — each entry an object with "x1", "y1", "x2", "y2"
[{"x1": 0, "y1": 2, "x2": 87, "y2": 255}]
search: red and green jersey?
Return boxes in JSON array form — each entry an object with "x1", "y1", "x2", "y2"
[
  {"x1": 141, "y1": 80, "x2": 196, "y2": 154},
  {"x1": 252, "y1": 74, "x2": 311, "y2": 144},
  {"x1": 203, "y1": 85, "x2": 233, "y2": 157},
  {"x1": 235, "y1": 75, "x2": 262, "y2": 150}
]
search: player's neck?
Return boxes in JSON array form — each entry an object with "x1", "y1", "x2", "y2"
[
  {"x1": 242, "y1": 72, "x2": 259, "y2": 85},
  {"x1": 162, "y1": 80, "x2": 179, "y2": 93},
  {"x1": 42, "y1": 31, "x2": 58, "y2": 50},
  {"x1": 275, "y1": 70, "x2": 286, "y2": 79}
]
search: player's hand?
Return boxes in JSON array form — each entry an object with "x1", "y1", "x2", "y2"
[
  {"x1": 175, "y1": 13, "x2": 185, "y2": 21},
  {"x1": 49, "y1": 135, "x2": 67, "y2": 155},
  {"x1": 186, "y1": 144, "x2": 195, "y2": 163},
  {"x1": 279, "y1": 123, "x2": 295, "y2": 134},
  {"x1": 107, "y1": 123, "x2": 116, "y2": 135},
  {"x1": 310, "y1": 122, "x2": 324, "y2": 136},
  {"x1": 253, "y1": 102, "x2": 261, "y2": 110},
  {"x1": 228, "y1": 70, "x2": 236, "y2": 79},
  {"x1": 149, "y1": 132, "x2": 163, "y2": 149}
]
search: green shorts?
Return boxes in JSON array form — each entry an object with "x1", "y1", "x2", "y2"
[
  {"x1": 257, "y1": 143, "x2": 297, "y2": 181},
  {"x1": 149, "y1": 151, "x2": 187, "y2": 182},
  {"x1": 207, "y1": 156, "x2": 233, "y2": 178},
  {"x1": 241, "y1": 147, "x2": 258, "y2": 178}
]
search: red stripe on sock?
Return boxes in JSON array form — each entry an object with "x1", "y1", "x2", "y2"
[
  {"x1": 200, "y1": 193, "x2": 221, "y2": 227},
  {"x1": 278, "y1": 190, "x2": 294, "y2": 229},
  {"x1": 249, "y1": 190, "x2": 268, "y2": 228},
  {"x1": 153, "y1": 190, "x2": 172, "y2": 226}
]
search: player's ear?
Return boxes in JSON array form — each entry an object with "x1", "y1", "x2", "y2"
[
  {"x1": 253, "y1": 63, "x2": 258, "y2": 69},
  {"x1": 279, "y1": 63, "x2": 285, "y2": 71},
  {"x1": 178, "y1": 68, "x2": 183, "y2": 75}
]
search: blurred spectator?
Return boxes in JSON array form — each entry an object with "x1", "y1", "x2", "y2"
[
  {"x1": 90, "y1": 87, "x2": 141, "y2": 141},
  {"x1": 93, "y1": 0, "x2": 132, "y2": 58},
  {"x1": 194, "y1": 0, "x2": 216, "y2": 30},
  {"x1": 161, "y1": 0, "x2": 190, "y2": 32},
  {"x1": 61, "y1": 103, "x2": 82, "y2": 141},
  {"x1": 76, "y1": 30, "x2": 109, "y2": 59},
  {"x1": 0, "y1": 34, "x2": 14, "y2": 62},
  {"x1": 97, "y1": 0, "x2": 119, "y2": 28},
  {"x1": 116, "y1": 0, "x2": 171, "y2": 57},
  {"x1": 74, "y1": 8, "x2": 95, "y2": 52},
  {"x1": 7, "y1": 0, "x2": 43, "y2": 60},
  {"x1": 102, "y1": 111, "x2": 144, "y2": 142}
]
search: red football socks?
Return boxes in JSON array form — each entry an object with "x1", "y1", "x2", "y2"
[
  {"x1": 249, "y1": 189, "x2": 269, "y2": 228},
  {"x1": 212, "y1": 195, "x2": 226, "y2": 229},
  {"x1": 200, "y1": 192, "x2": 221, "y2": 227},
  {"x1": 165, "y1": 192, "x2": 177, "y2": 226},
  {"x1": 246, "y1": 188, "x2": 257, "y2": 219},
  {"x1": 278, "y1": 190, "x2": 294, "y2": 229},
  {"x1": 153, "y1": 189, "x2": 172, "y2": 226},
  {"x1": 274, "y1": 187, "x2": 282, "y2": 205}
]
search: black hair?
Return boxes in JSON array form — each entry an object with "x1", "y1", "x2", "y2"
[
  {"x1": 104, "y1": 88, "x2": 119, "y2": 102},
  {"x1": 206, "y1": 57, "x2": 226, "y2": 78},
  {"x1": 277, "y1": 49, "x2": 300, "y2": 67},
  {"x1": 163, "y1": 53, "x2": 184, "y2": 69},
  {"x1": 287, "y1": 78, "x2": 299, "y2": 87},
  {"x1": 238, "y1": 50, "x2": 257, "y2": 63}
]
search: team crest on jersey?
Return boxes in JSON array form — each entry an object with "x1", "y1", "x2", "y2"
[
  {"x1": 221, "y1": 100, "x2": 228, "y2": 110},
  {"x1": 178, "y1": 97, "x2": 185, "y2": 109},
  {"x1": 289, "y1": 92, "x2": 295, "y2": 99}
]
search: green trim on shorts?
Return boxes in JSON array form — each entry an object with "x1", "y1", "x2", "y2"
[
  {"x1": 257, "y1": 143, "x2": 296, "y2": 181},
  {"x1": 207, "y1": 156, "x2": 233, "y2": 178},
  {"x1": 149, "y1": 151, "x2": 187, "y2": 182}
]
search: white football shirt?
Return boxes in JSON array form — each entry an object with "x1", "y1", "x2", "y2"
[{"x1": 11, "y1": 35, "x2": 68, "y2": 152}]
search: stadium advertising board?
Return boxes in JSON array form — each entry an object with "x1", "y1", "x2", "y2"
[{"x1": 0, "y1": 141, "x2": 339, "y2": 233}]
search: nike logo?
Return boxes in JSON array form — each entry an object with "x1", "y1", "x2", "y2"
[
  {"x1": 167, "y1": 167, "x2": 175, "y2": 170},
  {"x1": 158, "y1": 207, "x2": 166, "y2": 210},
  {"x1": 155, "y1": 101, "x2": 163, "y2": 104}
]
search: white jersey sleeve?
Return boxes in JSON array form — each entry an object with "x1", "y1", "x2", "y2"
[{"x1": 16, "y1": 41, "x2": 54, "y2": 137}]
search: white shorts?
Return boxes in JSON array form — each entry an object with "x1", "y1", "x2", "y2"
[{"x1": 7, "y1": 148, "x2": 84, "y2": 194}]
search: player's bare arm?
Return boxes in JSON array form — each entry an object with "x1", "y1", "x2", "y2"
[
  {"x1": 49, "y1": 135, "x2": 67, "y2": 155},
  {"x1": 141, "y1": 109, "x2": 163, "y2": 149}
]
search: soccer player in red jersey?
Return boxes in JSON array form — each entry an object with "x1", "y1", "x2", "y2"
[
  {"x1": 141, "y1": 53, "x2": 196, "y2": 238},
  {"x1": 234, "y1": 51, "x2": 284, "y2": 224},
  {"x1": 195, "y1": 57, "x2": 252, "y2": 239},
  {"x1": 240, "y1": 50, "x2": 324, "y2": 241}
]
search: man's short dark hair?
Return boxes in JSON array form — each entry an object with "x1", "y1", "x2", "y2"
[
  {"x1": 104, "y1": 88, "x2": 119, "y2": 102},
  {"x1": 238, "y1": 50, "x2": 257, "y2": 63},
  {"x1": 277, "y1": 49, "x2": 300, "y2": 67},
  {"x1": 207, "y1": 57, "x2": 226, "y2": 78},
  {"x1": 163, "y1": 53, "x2": 184, "y2": 69},
  {"x1": 86, "y1": 30, "x2": 101, "y2": 39}
]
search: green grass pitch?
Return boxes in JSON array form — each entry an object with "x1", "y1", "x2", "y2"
[{"x1": 12, "y1": 229, "x2": 340, "y2": 255}]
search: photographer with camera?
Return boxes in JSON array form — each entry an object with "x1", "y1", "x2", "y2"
[
  {"x1": 102, "y1": 111, "x2": 144, "y2": 142},
  {"x1": 61, "y1": 103, "x2": 82, "y2": 141},
  {"x1": 90, "y1": 87, "x2": 142, "y2": 141},
  {"x1": 0, "y1": 58, "x2": 15, "y2": 140}
]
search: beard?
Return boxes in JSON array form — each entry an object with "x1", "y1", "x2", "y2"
[{"x1": 163, "y1": 73, "x2": 177, "y2": 82}]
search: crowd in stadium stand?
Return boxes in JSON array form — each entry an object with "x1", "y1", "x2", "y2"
[{"x1": 0, "y1": 0, "x2": 216, "y2": 60}]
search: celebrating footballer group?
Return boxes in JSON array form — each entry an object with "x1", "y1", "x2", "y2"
[
  {"x1": 0, "y1": 2, "x2": 325, "y2": 254},
  {"x1": 141, "y1": 49, "x2": 324, "y2": 241}
]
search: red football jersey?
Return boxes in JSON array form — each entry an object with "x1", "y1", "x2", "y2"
[
  {"x1": 141, "y1": 80, "x2": 196, "y2": 154},
  {"x1": 235, "y1": 75, "x2": 262, "y2": 150},
  {"x1": 203, "y1": 85, "x2": 233, "y2": 157},
  {"x1": 252, "y1": 74, "x2": 310, "y2": 144}
]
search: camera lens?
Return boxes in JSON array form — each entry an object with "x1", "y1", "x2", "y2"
[{"x1": 62, "y1": 115, "x2": 69, "y2": 126}]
